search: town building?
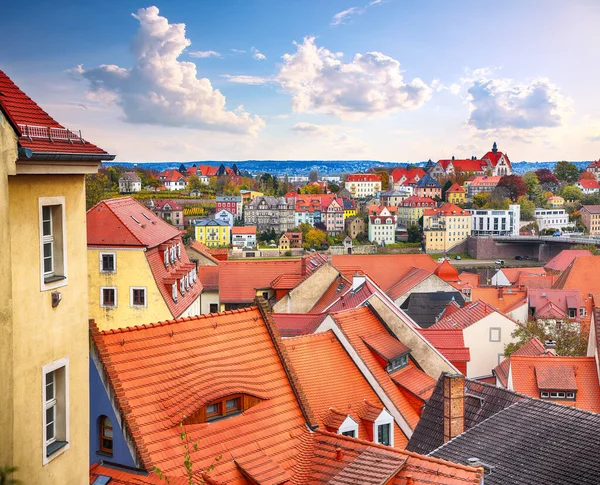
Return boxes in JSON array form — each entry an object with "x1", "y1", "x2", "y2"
[
  {"x1": 345, "y1": 173, "x2": 382, "y2": 198},
  {"x1": 469, "y1": 204, "x2": 521, "y2": 237},
  {"x1": 239, "y1": 189, "x2": 263, "y2": 202},
  {"x1": 423, "y1": 203, "x2": 472, "y2": 253},
  {"x1": 294, "y1": 194, "x2": 322, "y2": 226},
  {"x1": 534, "y1": 208, "x2": 570, "y2": 231},
  {"x1": 547, "y1": 195, "x2": 564, "y2": 208},
  {"x1": 396, "y1": 195, "x2": 437, "y2": 227},
  {"x1": 231, "y1": 226, "x2": 256, "y2": 248},
  {"x1": 580, "y1": 205, "x2": 600, "y2": 234},
  {"x1": 433, "y1": 144, "x2": 512, "y2": 179},
  {"x1": 244, "y1": 196, "x2": 295, "y2": 232},
  {"x1": 490, "y1": 267, "x2": 547, "y2": 287},
  {"x1": 544, "y1": 249, "x2": 593, "y2": 273},
  {"x1": 118, "y1": 171, "x2": 142, "y2": 193},
  {"x1": 0, "y1": 68, "x2": 114, "y2": 484},
  {"x1": 577, "y1": 178, "x2": 600, "y2": 194},
  {"x1": 148, "y1": 199, "x2": 184, "y2": 230},
  {"x1": 342, "y1": 197, "x2": 356, "y2": 219},
  {"x1": 585, "y1": 160, "x2": 600, "y2": 182},
  {"x1": 215, "y1": 195, "x2": 243, "y2": 220},
  {"x1": 528, "y1": 288, "x2": 584, "y2": 326},
  {"x1": 466, "y1": 175, "x2": 501, "y2": 198},
  {"x1": 279, "y1": 232, "x2": 302, "y2": 250},
  {"x1": 445, "y1": 182, "x2": 466, "y2": 204},
  {"x1": 323, "y1": 197, "x2": 344, "y2": 235},
  {"x1": 214, "y1": 208, "x2": 234, "y2": 226},
  {"x1": 345, "y1": 216, "x2": 365, "y2": 239},
  {"x1": 414, "y1": 173, "x2": 442, "y2": 199},
  {"x1": 368, "y1": 206, "x2": 397, "y2": 245},
  {"x1": 194, "y1": 219, "x2": 231, "y2": 247},
  {"x1": 481, "y1": 142, "x2": 513, "y2": 176},
  {"x1": 158, "y1": 169, "x2": 187, "y2": 191},
  {"x1": 380, "y1": 189, "x2": 411, "y2": 206},
  {"x1": 87, "y1": 197, "x2": 201, "y2": 331},
  {"x1": 390, "y1": 166, "x2": 425, "y2": 187}
]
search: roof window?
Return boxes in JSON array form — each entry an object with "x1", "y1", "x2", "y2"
[{"x1": 184, "y1": 394, "x2": 261, "y2": 424}]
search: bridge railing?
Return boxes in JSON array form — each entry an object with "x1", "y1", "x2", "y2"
[{"x1": 490, "y1": 235, "x2": 600, "y2": 245}]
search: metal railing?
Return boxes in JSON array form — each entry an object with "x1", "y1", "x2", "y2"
[
  {"x1": 19, "y1": 124, "x2": 84, "y2": 143},
  {"x1": 491, "y1": 235, "x2": 600, "y2": 245}
]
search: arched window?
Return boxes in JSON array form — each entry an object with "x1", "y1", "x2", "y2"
[{"x1": 99, "y1": 415, "x2": 113, "y2": 454}]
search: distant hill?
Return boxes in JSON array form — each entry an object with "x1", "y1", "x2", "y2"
[{"x1": 103, "y1": 159, "x2": 593, "y2": 176}]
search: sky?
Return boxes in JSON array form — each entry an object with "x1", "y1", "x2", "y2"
[{"x1": 1, "y1": 0, "x2": 599, "y2": 162}]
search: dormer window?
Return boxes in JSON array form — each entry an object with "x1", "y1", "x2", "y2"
[
  {"x1": 387, "y1": 354, "x2": 408, "y2": 373},
  {"x1": 164, "y1": 251, "x2": 169, "y2": 267},
  {"x1": 180, "y1": 279, "x2": 185, "y2": 296},
  {"x1": 177, "y1": 243, "x2": 181, "y2": 259},
  {"x1": 568, "y1": 308, "x2": 576, "y2": 318},
  {"x1": 184, "y1": 394, "x2": 261, "y2": 424},
  {"x1": 172, "y1": 283, "x2": 177, "y2": 302}
]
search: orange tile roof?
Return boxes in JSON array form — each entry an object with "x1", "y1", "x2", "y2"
[
  {"x1": 272, "y1": 313, "x2": 327, "y2": 336},
  {"x1": 386, "y1": 267, "x2": 432, "y2": 301},
  {"x1": 434, "y1": 260, "x2": 459, "y2": 282},
  {"x1": 446, "y1": 182, "x2": 465, "y2": 193},
  {"x1": 423, "y1": 203, "x2": 470, "y2": 218},
  {"x1": 271, "y1": 273, "x2": 305, "y2": 290},
  {"x1": 430, "y1": 300, "x2": 500, "y2": 330},
  {"x1": 330, "y1": 307, "x2": 421, "y2": 429},
  {"x1": 197, "y1": 265, "x2": 219, "y2": 291},
  {"x1": 330, "y1": 255, "x2": 439, "y2": 292},
  {"x1": 390, "y1": 361, "x2": 438, "y2": 401},
  {"x1": 510, "y1": 356, "x2": 600, "y2": 413},
  {"x1": 218, "y1": 259, "x2": 303, "y2": 303},
  {"x1": 89, "y1": 463, "x2": 187, "y2": 485},
  {"x1": 309, "y1": 275, "x2": 353, "y2": 314},
  {"x1": 305, "y1": 429, "x2": 483, "y2": 484},
  {"x1": 458, "y1": 272, "x2": 480, "y2": 287},
  {"x1": 499, "y1": 267, "x2": 547, "y2": 284},
  {"x1": 231, "y1": 226, "x2": 256, "y2": 234},
  {"x1": 470, "y1": 287, "x2": 527, "y2": 313},
  {"x1": 417, "y1": 328, "x2": 470, "y2": 364},
  {"x1": 362, "y1": 332, "x2": 411, "y2": 361},
  {"x1": 90, "y1": 305, "x2": 316, "y2": 482},
  {"x1": 283, "y1": 331, "x2": 407, "y2": 447},
  {"x1": 492, "y1": 337, "x2": 545, "y2": 388},
  {"x1": 188, "y1": 241, "x2": 220, "y2": 264},
  {"x1": 545, "y1": 250, "x2": 594, "y2": 272}
]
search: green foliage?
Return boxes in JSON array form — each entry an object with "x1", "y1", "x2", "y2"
[
  {"x1": 472, "y1": 192, "x2": 491, "y2": 208},
  {"x1": 300, "y1": 184, "x2": 323, "y2": 194},
  {"x1": 517, "y1": 195, "x2": 535, "y2": 220},
  {"x1": 328, "y1": 183, "x2": 340, "y2": 193},
  {"x1": 284, "y1": 250, "x2": 292, "y2": 257},
  {"x1": 258, "y1": 228, "x2": 277, "y2": 243},
  {"x1": 0, "y1": 466, "x2": 20, "y2": 485},
  {"x1": 187, "y1": 175, "x2": 204, "y2": 191},
  {"x1": 384, "y1": 242, "x2": 421, "y2": 248},
  {"x1": 407, "y1": 224, "x2": 422, "y2": 243},
  {"x1": 554, "y1": 161, "x2": 579, "y2": 184},
  {"x1": 504, "y1": 319, "x2": 588, "y2": 357},
  {"x1": 305, "y1": 228, "x2": 327, "y2": 248},
  {"x1": 561, "y1": 185, "x2": 583, "y2": 201},
  {"x1": 85, "y1": 173, "x2": 110, "y2": 209},
  {"x1": 572, "y1": 244, "x2": 599, "y2": 255},
  {"x1": 522, "y1": 171, "x2": 539, "y2": 194}
]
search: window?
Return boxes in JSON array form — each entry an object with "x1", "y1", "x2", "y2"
[
  {"x1": 567, "y1": 392, "x2": 575, "y2": 399},
  {"x1": 568, "y1": 308, "x2": 577, "y2": 318},
  {"x1": 99, "y1": 416, "x2": 113, "y2": 455},
  {"x1": 172, "y1": 284, "x2": 178, "y2": 302},
  {"x1": 39, "y1": 197, "x2": 67, "y2": 290},
  {"x1": 100, "y1": 252, "x2": 116, "y2": 273},
  {"x1": 377, "y1": 423, "x2": 391, "y2": 446},
  {"x1": 43, "y1": 358, "x2": 69, "y2": 464},
  {"x1": 101, "y1": 287, "x2": 117, "y2": 308},
  {"x1": 489, "y1": 327, "x2": 501, "y2": 342},
  {"x1": 209, "y1": 303, "x2": 219, "y2": 313},
  {"x1": 387, "y1": 354, "x2": 409, "y2": 373},
  {"x1": 262, "y1": 291, "x2": 269, "y2": 300},
  {"x1": 541, "y1": 392, "x2": 549, "y2": 398},
  {"x1": 130, "y1": 287, "x2": 147, "y2": 308},
  {"x1": 342, "y1": 430, "x2": 355, "y2": 437}
]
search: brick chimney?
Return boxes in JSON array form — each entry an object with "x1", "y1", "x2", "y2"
[{"x1": 443, "y1": 373, "x2": 465, "y2": 443}]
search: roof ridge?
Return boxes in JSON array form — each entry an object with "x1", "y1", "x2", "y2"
[{"x1": 283, "y1": 331, "x2": 335, "y2": 342}]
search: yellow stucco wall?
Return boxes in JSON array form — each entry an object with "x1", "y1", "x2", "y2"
[
  {"x1": 195, "y1": 225, "x2": 230, "y2": 247},
  {"x1": 343, "y1": 208, "x2": 356, "y2": 219},
  {"x1": 8, "y1": 174, "x2": 89, "y2": 484},
  {"x1": 447, "y1": 192, "x2": 465, "y2": 204},
  {"x1": 424, "y1": 214, "x2": 471, "y2": 252},
  {"x1": 88, "y1": 248, "x2": 173, "y2": 331}
]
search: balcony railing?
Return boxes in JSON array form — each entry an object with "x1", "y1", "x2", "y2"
[{"x1": 19, "y1": 124, "x2": 85, "y2": 143}]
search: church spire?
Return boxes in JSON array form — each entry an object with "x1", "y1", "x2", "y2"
[{"x1": 492, "y1": 142, "x2": 498, "y2": 153}]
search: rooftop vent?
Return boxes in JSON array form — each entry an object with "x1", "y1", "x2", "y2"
[{"x1": 467, "y1": 458, "x2": 495, "y2": 475}]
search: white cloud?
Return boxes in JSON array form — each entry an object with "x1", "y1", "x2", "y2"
[
  {"x1": 188, "y1": 50, "x2": 221, "y2": 58},
  {"x1": 221, "y1": 74, "x2": 270, "y2": 85},
  {"x1": 331, "y1": 7, "x2": 361, "y2": 26},
  {"x1": 277, "y1": 37, "x2": 431, "y2": 120},
  {"x1": 75, "y1": 6, "x2": 264, "y2": 135},
  {"x1": 291, "y1": 122, "x2": 340, "y2": 136},
  {"x1": 251, "y1": 47, "x2": 266, "y2": 60},
  {"x1": 291, "y1": 122, "x2": 366, "y2": 152},
  {"x1": 368, "y1": 0, "x2": 384, "y2": 5},
  {"x1": 230, "y1": 48, "x2": 246, "y2": 54}
]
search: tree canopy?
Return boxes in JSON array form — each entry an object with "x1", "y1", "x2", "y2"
[
  {"x1": 496, "y1": 174, "x2": 527, "y2": 202},
  {"x1": 553, "y1": 161, "x2": 579, "y2": 184}
]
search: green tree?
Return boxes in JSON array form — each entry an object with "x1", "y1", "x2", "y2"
[
  {"x1": 572, "y1": 244, "x2": 599, "y2": 255},
  {"x1": 407, "y1": 224, "x2": 421, "y2": 243},
  {"x1": 554, "y1": 161, "x2": 579, "y2": 184},
  {"x1": 188, "y1": 174, "x2": 203, "y2": 191},
  {"x1": 472, "y1": 192, "x2": 491, "y2": 208},
  {"x1": 441, "y1": 180, "x2": 453, "y2": 200},
  {"x1": 561, "y1": 185, "x2": 583, "y2": 201},
  {"x1": 85, "y1": 173, "x2": 110, "y2": 209},
  {"x1": 305, "y1": 228, "x2": 327, "y2": 248},
  {"x1": 517, "y1": 195, "x2": 535, "y2": 220},
  {"x1": 522, "y1": 171, "x2": 539, "y2": 195},
  {"x1": 328, "y1": 183, "x2": 340, "y2": 193},
  {"x1": 504, "y1": 319, "x2": 588, "y2": 357}
]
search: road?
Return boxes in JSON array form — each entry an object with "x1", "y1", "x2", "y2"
[{"x1": 450, "y1": 258, "x2": 543, "y2": 267}]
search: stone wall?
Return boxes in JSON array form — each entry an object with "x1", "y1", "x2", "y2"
[
  {"x1": 329, "y1": 245, "x2": 377, "y2": 255},
  {"x1": 467, "y1": 236, "x2": 576, "y2": 261}
]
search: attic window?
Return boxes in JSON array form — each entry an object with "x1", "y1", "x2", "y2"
[
  {"x1": 164, "y1": 250, "x2": 169, "y2": 267},
  {"x1": 130, "y1": 216, "x2": 141, "y2": 224},
  {"x1": 387, "y1": 354, "x2": 408, "y2": 373},
  {"x1": 142, "y1": 213, "x2": 152, "y2": 221},
  {"x1": 177, "y1": 243, "x2": 181, "y2": 259},
  {"x1": 172, "y1": 283, "x2": 177, "y2": 302},
  {"x1": 184, "y1": 394, "x2": 261, "y2": 424}
]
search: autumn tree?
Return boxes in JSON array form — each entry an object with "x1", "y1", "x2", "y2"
[
  {"x1": 554, "y1": 161, "x2": 579, "y2": 184},
  {"x1": 472, "y1": 192, "x2": 491, "y2": 208},
  {"x1": 85, "y1": 173, "x2": 110, "y2": 209},
  {"x1": 504, "y1": 319, "x2": 588, "y2": 357},
  {"x1": 496, "y1": 175, "x2": 527, "y2": 202},
  {"x1": 561, "y1": 185, "x2": 583, "y2": 201},
  {"x1": 517, "y1": 195, "x2": 535, "y2": 220},
  {"x1": 300, "y1": 184, "x2": 323, "y2": 194},
  {"x1": 376, "y1": 171, "x2": 390, "y2": 190},
  {"x1": 188, "y1": 175, "x2": 204, "y2": 191},
  {"x1": 305, "y1": 228, "x2": 327, "y2": 248},
  {"x1": 308, "y1": 169, "x2": 319, "y2": 182}
]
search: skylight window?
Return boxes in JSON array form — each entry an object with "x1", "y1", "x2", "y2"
[
  {"x1": 130, "y1": 216, "x2": 140, "y2": 224},
  {"x1": 142, "y1": 213, "x2": 152, "y2": 220}
]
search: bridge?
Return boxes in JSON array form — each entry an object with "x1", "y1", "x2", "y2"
[{"x1": 467, "y1": 235, "x2": 599, "y2": 261}]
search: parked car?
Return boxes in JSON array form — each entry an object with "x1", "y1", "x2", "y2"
[
  {"x1": 524, "y1": 255, "x2": 531, "y2": 260},
  {"x1": 495, "y1": 260, "x2": 505, "y2": 265},
  {"x1": 552, "y1": 231, "x2": 561, "y2": 237},
  {"x1": 455, "y1": 255, "x2": 461, "y2": 260},
  {"x1": 437, "y1": 257, "x2": 445, "y2": 263},
  {"x1": 515, "y1": 255, "x2": 523, "y2": 260}
]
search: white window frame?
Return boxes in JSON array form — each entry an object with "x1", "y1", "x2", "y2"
[
  {"x1": 39, "y1": 196, "x2": 68, "y2": 291},
  {"x1": 337, "y1": 415, "x2": 359, "y2": 438},
  {"x1": 100, "y1": 287, "x2": 118, "y2": 308},
  {"x1": 541, "y1": 391, "x2": 549, "y2": 398},
  {"x1": 42, "y1": 357, "x2": 70, "y2": 465},
  {"x1": 374, "y1": 409, "x2": 394, "y2": 447},
  {"x1": 99, "y1": 252, "x2": 116, "y2": 273},
  {"x1": 130, "y1": 286, "x2": 147, "y2": 308},
  {"x1": 489, "y1": 327, "x2": 501, "y2": 342}
]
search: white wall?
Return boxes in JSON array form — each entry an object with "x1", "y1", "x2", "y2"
[{"x1": 200, "y1": 290, "x2": 220, "y2": 314}]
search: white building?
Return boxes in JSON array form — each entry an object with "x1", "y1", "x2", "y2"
[
  {"x1": 469, "y1": 204, "x2": 520, "y2": 237},
  {"x1": 346, "y1": 174, "x2": 382, "y2": 199},
  {"x1": 534, "y1": 208, "x2": 570, "y2": 231},
  {"x1": 118, "y1": 172, "x2": 142, "y2": 193},
  {"x1": 231, "y1": 226, "x2": 257, "y2": 248},
  {"x1": 215, "y1": 209, "x2": 234, "y2": 226},
  {"x1": 368, "y1": 206, "x2": 396, "y2": 245}
]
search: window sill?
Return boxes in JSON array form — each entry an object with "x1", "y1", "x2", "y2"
[
  {"x1": 47, "y1": 440, "x2": 68, "y2": 457},
  {"x1": 44, "y1": 274, "x2": 66, "y2": 284},
  {"x1": 96, "y1": 449, "x2": 113, "y2": 458}
]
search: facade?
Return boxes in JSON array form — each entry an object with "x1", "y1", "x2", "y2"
[
  {"x1": 345, "y1": 174, "x2": 382, "y2": 198},
  {"x1": 216, "y1": 195, "x2": 243, "y2": 220},
  {"x1": 469, "y1": 204, "x2": 521, "y2": 237},
  {"x1": 118, "y1": 171, "x2": 142, "y2": 193},
  {"x1": 397, "y1": 196, "x2": 437, "y2": 227},
  {"x1": 434, "y1": 144, "x2": 512, "y2": 179},
  {"x1": 414, "y1": 174, "x2": 442, "y2": 199},
  {"x1": 279, "y1": 232, "x2": 302, "y2": 250},
  {"x1": 580, "y1": 205, "x2": 600, "y2": 235},
  {"x1": 585, "y1": 160, "x2": 600, "y2": 182},
  {"x1": 0, "y1": 69, "x2": 116, "y2": 484},
  {"x1": 244, "y1": 196, "x2": 296, "y2": 232},
  {"x1": 445, "y1": 183, "x2": 466, "y2": 205},
  {"x1": 345, "y1": 216, "x2": 365, "y2": 239},
  {"x1": 158, "y1": 169, "x2": 187, "y2": 191},
  {"x1": 481, "y1": 142, "x2": 513, "y2": 176},
  {"x1": 534, "y1": 208, "x2": 570, "y2": 231},
  {"x1": 231, "y1": 226, "x2": 257, "y2": 248},
  {"x1": 342, "y1": 197, "x2": 356, "y2": 219},
  {"x1": 194, "y1": 218, "x2": 231, "y2": 247},
  {"x1": 368, "y1": 206, "x2": 397, "y2": 245},
  {"x1": 215, "y1": 208, "x2": 235, "y2": 226},
  {"x1": 149, "y1": 199, "x2": 184, "y2": 230},
  {"x1": 278, "y1": 233, "x2": 291, "y2": 250},
  {"x1": 323, "y1": 197, "x2": 344, "y2": 235},
  {"x1": 577, "y1": 178, "x2": 600, "y2": 194},
  {"x1": 391, "y1": 167, "x2": 425, "y2": 186},
  {"x1": 548, "y1": 196, "x2": 565, "y2": 208},
  {"x1": 423, "y1": 203, "x2": 472, "y2": 253},
  {"x1": 466, "y1": 175, "x2": 501, "y2": 198},
  {"x1": 381, "y1": 189, "x2": 411, "y2": 207}
]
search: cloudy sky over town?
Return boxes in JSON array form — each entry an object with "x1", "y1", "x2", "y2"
[{"x1": 2, "y1": 0, "x2": 599, "y2": 162}]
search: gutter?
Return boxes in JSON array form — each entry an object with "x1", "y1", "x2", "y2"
[{"x1": 18, "y1": 147, "x2": 116, "y2": 161}]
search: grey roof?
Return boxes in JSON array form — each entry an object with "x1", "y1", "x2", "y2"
[
  {"x1": 400, "y1": 292, "x2": 465, "y2": 328},
  {"x1": 430, "y1": 398, "x2": 600, "y2": 485},
  {"x1": 406, "y1": 375, "x2": 525, "y2": 456},
  {"x1": 120, "y1": 171, "x2": 141, "y2": 182},
  {"x1": 415, "y1": 173, "x2": 441, "y2": 189},
  {"x1": 193, "y1": 219, "x2": 230, "y2": 227}
]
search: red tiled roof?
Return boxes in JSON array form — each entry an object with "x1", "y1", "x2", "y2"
[
  {"x1": 430, "y1": 300, "x2": 499, "y2": 330},
  {"x1": 306, "y1": 429, "x2": 483, "y2": 484},
  {"x1": 386, "y1": 267, "x2": 432, "y2": 301},
  {"x1": 188, "y1": 241, "x2": 220, "y2": 264},
  {"x1": 283, "y1": 331, "x2": 405, "y2": 445},
  {"x1": 0, "y1": 69, "x2": 112, "y2": 158},
  {"x1": 347, "y1": 174, "x2": 381, "y2": 182},
  {"x1": 446, "y1": 182, "x2": 465, "y2": 193},
  {"x1": 482, "y1": 149, "x2": 511, "y2": 168},
  {"x1": 87, "y1": 197, "x2": 180, "y2": 248},
  {"x1": 391, "y1": 167, "x2": 425, "y2": 184},
  {"x1": 434, "y1": 260, "x2": 459, "y2": 282},
  {"x1": 499, "y1": 266, "x2": 547, "y2": 284},
  {"x1": 493, "y1": 337, "x2": 545, "y2": 388},
  {"x1": 219, "y1": 259, "x2": 303, "y2": 303},
  {"x1": 362, "y1": 332, "x2": 411, "y2": 362},
  {"x1": 423, "y1": 203, "x2": 470, "y2": 218},
  {"x1": 231, "y1": 226, "x2": 257, "y2": 234},
  {"x1": 545, "y1": 250, "x2": 594, "y2": 272},
  {"x1": 91, "y1": 306, "x2": 314, "y2": 482},
  {"x1": 399, "y1": 195, "x2": 437, "y2": 207},
  {"x1": 89, "y1": 464, "x2": 187, "y2": 485},
  {"x1": 271, "y1": 274, "x2": 305, "y2": 290},
  {"x1": 153, "y1": 199, "x2": 183, "y2": 211},
  {"x1": 510, "y1": 356, "x2": 600, "y2": 413},
  {"x1": 417, "y1": 328, "x2": 470, "y2": 363},
  {"x1": 458, "y1": 272, "x2": 480, "y2": 287},
  {"x1": 272, "y1": 313, "x2": 327, "y2": 336},
  {"x1": 330, "y1": 307, "x2": 421, "y2": 429},
  {"x1": 198, "y1": 265, "x2": 219, "y2": 291},
  {"x1": 321, "y1": 280, "x2": 378, "y2": 314},
  {"x1": 529, "y1": 288, "x2": 582, "y2": 320},
  {"x1": 159, "y1": 169, "x2": 187, "y2": 183},
  {"x1": 469, "y1": 175, "x2": 501, "y2": 187},
  {"x1": 578, "y1": 178, "x2": 600, "y2": 189},
  {"x1": 390, "y1": 361, "x2": 437, "y2": 401},
  {"x1": 470, "y1": 287, "x2": 527, "y2": 313},
  {"x1": 441, "y1": 159, "x2": 488, "y2": 173},
  {"x1": 309, "y1": 275, "x2": 353, "y2": 314}
]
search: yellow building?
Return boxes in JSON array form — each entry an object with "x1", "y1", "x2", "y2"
[
  {"x1": 445, "y1": 183, "x2": 466, "y2": 205},
  {"x1": 548, "y1": 196, "x2": 565, "y2": 208},
  {"x1": 195, "y1": 219, "x2": 231, "y2": 247},
  {"x1": 278, "y1": 233, "x2": 290, "y2": 250},
  {"x1": 423, "y1": 203, "x2": 472, "y2": 253},
  {"x1": 396, "y1": 195, "x2": 437, "y2": 227},
  {"x1": 0, "y1": 69, "x2": 114, "y2": 484},
  {"x1": 87, "y1": 197, "x2": 202, "y2": 331}
]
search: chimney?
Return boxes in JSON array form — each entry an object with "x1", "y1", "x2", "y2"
[
  {"x1": 336, "y1": 447, "x2": 344, "y2": 461},
  {"x1": 544, "y1": 339, "x2": 557, "y2": 355},
  {"x1": 498, "y1": 287, "x2": 504, "y2": 300},
  {"x1": 406, "y1": 476, "x2": 414, "y2": 485},
  {"x1": 443, "y1": 373, "x2": 465, "y2": 443},
  {"x1": 352, "y1": 272, "x2": 366, "y2": 290}
]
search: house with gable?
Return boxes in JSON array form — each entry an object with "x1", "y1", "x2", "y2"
[
  {"x1": 414, "y1": 173, "x2": 442, "y2": 199},
  {"x1": 148, "y1": 199, "x2": 184, "y2": 229},
  {"x1": 323, "y1": 196, "x2": 344, "y2": 235},
  {"x1": 368, "y1": 205, "x2": 397, "y2": 245},
  {"x1": 118, "y1": 171, "x2": 142, "y2": 193},
  {"x1": 396, "y1": 195, "x2": 437, "y2": 227},
  {"x1": 158, "y1": 169, "x2": 187, "y2": 191},
  {"x1": 231, "y1": 226, "x2": 256, "y2": 248},
  {"x1": 214, "y1": 208, "x2": 235, "y2": 226},
  {"x1": 445, "y1": 182, "x2": 466, "y2": 204},
  {"x1": 87, "y1": 197, "x2": 201, "y2": 331},
  {"x1": 577, "y1": 177, "x2": 600, "y2": 194},
  {"x1": 481, "y1": 142, "x2": 512, "y2": 176}
]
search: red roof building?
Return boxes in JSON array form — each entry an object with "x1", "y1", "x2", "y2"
[
  {"x1": 347, "y1": 174, "x2": 382, "y2": 182},
  {"x1": 545, "y1": 249, "x2": 594, "y2": 273},
  {"x1": 492, "y1": 337, "x2": 546, "y2": 388},
  {"x1": 391, "y1": 167, "x2": 425, "y2": 185},
  {"x1": 418, "y1": 329, "x2": 470, "y2": 374}
]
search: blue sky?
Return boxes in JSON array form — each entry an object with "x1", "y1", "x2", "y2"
[{"x1": 1, "y1": 0, "x2": 599, "y2": 162}]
